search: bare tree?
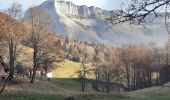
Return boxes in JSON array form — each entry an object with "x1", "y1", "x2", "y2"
[
  {"x1": 38, "y1": 33, "x2": 64, "y2": 79},
  {"x1": 25, "y1": 7, "x2": 64, "y2": 83},
  {"x1": 25, "y1": 7, "x2": 51, "y2": 83},
  {"x1": 106, "y1": 0, "x2": 170, "y2": 25},
  {"x1": 119, "y1": 46, "x2": 133, "y2": 91},
  {"x1": 92, "y1": 63, "x2": 102, "y2": 91},
  {"x1": 0, "y1": 2, "x2": 26, "y2": 94},
  {"x1": 77, "y1": 62, "x2": 88, "y2": 92}
]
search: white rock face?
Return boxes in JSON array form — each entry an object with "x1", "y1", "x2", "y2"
[
  {"x1": 54, "y1": 0, "x2": 109, "y2": 18},
  {"x1": 24, "y1": 0, "x2": 168, "y2": 47}
]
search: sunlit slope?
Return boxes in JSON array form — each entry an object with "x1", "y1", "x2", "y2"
[{"x1": 53, "y1": 60, "x2": 82, "y2": 78}]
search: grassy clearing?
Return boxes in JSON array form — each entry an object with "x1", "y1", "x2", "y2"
[
  {"x1": 53, "y1": 60, "x2": 81, "y2": 78},
  {"x1": 53, "y1": 60, "x2": 92, "y2": 78},
  {"x1": 50, "y1": 60, "x2": 170, "y2": 100},
  {"x1": 1, "y1": 79, "x2": 170, "y2": 100},
  {"x1": 1, "y1": 59, "x2": 170, "y2": 100}
]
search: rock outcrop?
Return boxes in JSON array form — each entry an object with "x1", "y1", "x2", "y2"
[{"x1": 24, "y1": 0, "x2": 168, "y2": 47}]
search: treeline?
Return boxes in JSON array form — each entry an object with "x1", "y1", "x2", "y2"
[{"x1": 61, "y1": 36, "x2": 170, "y2": 92}]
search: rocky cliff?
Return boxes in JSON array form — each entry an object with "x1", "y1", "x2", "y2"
[
  {"x1": 53, "y1": 0, "x2": 110, "y2": 18},
  {"x1": 24, "y1": 0, "x2": 168, "y2": 47}
]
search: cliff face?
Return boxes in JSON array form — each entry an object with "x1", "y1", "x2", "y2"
[
  {"x1": 53, "y1": 0, "x2": 110, "y2": 18},
  {"x1": 24, "y1": 0, "x2": 168, "y2": 47}
]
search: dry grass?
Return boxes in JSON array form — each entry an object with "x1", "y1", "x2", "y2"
[
  {"x1": 1, "y1": 76, "x2": 170, "y2": 100},
  {"x1": 53, "y1": 60, "x2": 81, "y2": 78},
  {"x1": 1, "y1": 59, "x2": 170, "y2": 100},
  {"x1": 127, "y1": 83, "x2": 170, "y2": 100}
]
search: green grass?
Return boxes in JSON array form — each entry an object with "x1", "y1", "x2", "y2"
[
  {"x1": 51, "y1": 78, "x2": 96, "y2": 92},
  {"x1": 51, "y1": 78, "x2": 81, "y2": 91},
  {"x1": 73, "y1": 93, "x2": 130, "y2": 100},
  {"x1": 1, "y1": 59, "x2": 170, "y2": 100},
  {"x1": 1, "y1": 93, "x2": 170, "y2": 100},
  {"x1": 0, "y1": 94, "x2": 65, "y2": 100},
  {"x1": 129, "y1": 96, "x2": 170, "y2": 100},
  {"x1": 74, "y1": 94, "x2": 170, "y2": 100},
  {"x1": 1, "y1": 94, "x2": 170, "y2": 100}
]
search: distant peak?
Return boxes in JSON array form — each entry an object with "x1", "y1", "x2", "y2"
[{"x1": 50, "y1": 0, "x2": 110, "y2": 18}]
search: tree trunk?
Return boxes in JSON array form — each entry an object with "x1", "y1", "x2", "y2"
[
  {"x1": 117, "y1": 85, "x2": 120, "y2": 93},
  {"x1": 81, "y1": 63, "x2": 86, "y2": 92},
  {"x1": 30, "y1": 68, "x2": 36, "y2": 83},
  {"x1": 167, "y1": 51, "x2": 169, "y2": 66},
  {"x1": 125, "y1": 64, "x2": 130, "y2": 91},
  {"x1": 45, "y1": 67, "x2": 47, "y2": 78},
  {"x1": 9, "y1": 40, "x2": 15, "y2": 80},
  {"x1": 0, "y1": 39, "x2": 16, "y2": 94},
  {"x1": 80, "y1": 77, "x2": 85, "y2": 92},
  {"x1": 148, "y1": 64, "x2": 152, "y2": 87},
  {"x1": 106, "y1": 76, "x2": 110, "y2": 93},
  {"x1": 0, "y1": 71, "x2": 14, "y2": 94},
  {"x1": 30, "y1": 45, "x2": 38, "y2": 83},
  {"x1": 29, "y1": 68, "x2": 32, "y2": 78},
  {"x1": 40, "y1": 70, "x2": 43, "y2": 80},
  {"x1": 106, "y1": 84, "x2": 110, "y2": 93},
  {"x1": 133, "y1": 66, "x2": 136, "y2": 90},
  {"x1": 0, "y1": 75, "x2": 10, "y2": 94}
]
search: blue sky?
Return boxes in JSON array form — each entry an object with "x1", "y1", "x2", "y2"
[{"x1": 0, "y1": 0, "x2": 128, "y2": 11}]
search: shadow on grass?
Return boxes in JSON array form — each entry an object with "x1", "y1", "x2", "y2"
[
  {"x1": 0, "y1": 93, "x2": 65, "y2": 100},
  {"x1": 50, "y1": 78, "x2": 170, "y2": 100},
  {"x1": 51, "y1": 78, "x2": 81, "y2": 91},
  {"x1": 50, "y1": 78, "x2": 132, "y2": 100}
]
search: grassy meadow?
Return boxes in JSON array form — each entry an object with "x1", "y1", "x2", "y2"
[{"x1": 1, "y1": 60, "x2": 170, "y2": 100}]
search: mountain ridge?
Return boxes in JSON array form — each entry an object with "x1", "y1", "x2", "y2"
[{"x1": 24, "y1": 0, "x2": 168, "y2": 47}]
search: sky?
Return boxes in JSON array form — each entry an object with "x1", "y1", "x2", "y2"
[{"x1": 0, "y1": 0, "x2": 128, "y2": 12}]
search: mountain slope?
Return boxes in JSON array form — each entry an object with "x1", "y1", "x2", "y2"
[{"x1": 24, "y1": 0, "x2": 168, "y2": 47}]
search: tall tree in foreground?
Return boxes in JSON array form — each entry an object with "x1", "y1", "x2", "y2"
[
  {"x1": 38, "y1": 33, "x2": 64, "y2": 79},
  {"x1": 119, "y1": 45, "x2": 133, "y2": 91},
  {"x1": 25, "y1": 7, "x2": 52, "y2": 83},
  {"x1": 0, "y1": 2, "x2": 26, "y2": 94}
]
